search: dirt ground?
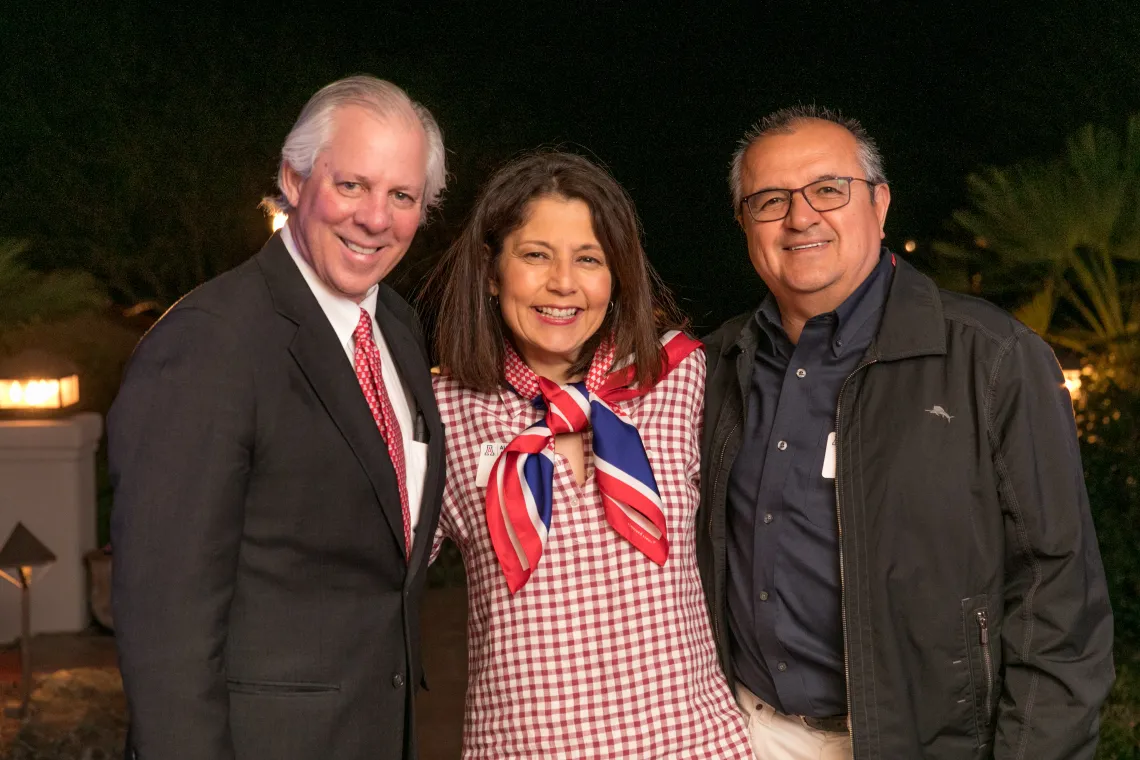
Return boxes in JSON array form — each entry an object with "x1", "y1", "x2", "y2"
[{"x1": 0, "y1": 586, "x2": 468, "y2": 759}]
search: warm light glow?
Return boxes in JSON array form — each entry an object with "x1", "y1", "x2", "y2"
[
  {"x1": 271, "y1": 212, "x2": 288, "y2": 232},
  {"x1": 1062, "y1": 369, "x2": 1083, "y2": 400},
  {"x1": 903, "y1": 239, "x2": 917, "y2": 253},
  {"x1": 0, "y1": 375, "x2": 80, "y2": 409}
]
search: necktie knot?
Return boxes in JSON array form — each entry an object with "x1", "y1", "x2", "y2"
[{"x1": 354, "y1": 308, "x2": 374, "y2": 347}]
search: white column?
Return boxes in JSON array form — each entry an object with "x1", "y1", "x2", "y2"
[{"x1": 0, "y1": 412, "x2": 102, "y2": 641}]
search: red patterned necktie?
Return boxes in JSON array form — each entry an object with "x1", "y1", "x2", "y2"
[{"x1": 353, "y1": 308, "x2": 412, "y2": 561}]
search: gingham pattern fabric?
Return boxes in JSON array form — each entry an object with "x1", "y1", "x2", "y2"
[
  {"x1": 353, "y1": 308, "x2": 412, "y2": 560},
  {"x1": 433, "y1": 347, "x2": 752, "y2": 759}
]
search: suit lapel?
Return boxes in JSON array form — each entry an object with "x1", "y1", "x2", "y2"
[
  {"x1": 257, "y1": 236, "x2": 409, "y2": 556},
  {"x1": 373, "y1": 291, "x2": 444, "y2": 571}
]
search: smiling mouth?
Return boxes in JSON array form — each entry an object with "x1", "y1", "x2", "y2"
[
  {"x1": 340, "y1": 237, "x2": 382, "y2": 256},
  {"x1": 786, "y1": 241, "x2": 830, "y2": 251},
  {"x1": 534, "y1": 306, "x2": 581, "y2": 320}
]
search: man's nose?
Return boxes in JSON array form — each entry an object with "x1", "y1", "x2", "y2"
[
  {"x1": 784, "y1": 191, "x2": 822, "y2": 230},
  {"x1": 355, "y1": 192, "x2": 393, "y2": 234}
]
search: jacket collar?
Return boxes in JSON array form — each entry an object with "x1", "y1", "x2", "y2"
[
  {"x1": 254, "y1": 233, "x2": 413, "y2": 559},
  {"x1": 723, "y1": 250, "x2": 946, "y2": 362},
  {"x1": 869, "y1": 256, "x2": 946, "y2": 361}
]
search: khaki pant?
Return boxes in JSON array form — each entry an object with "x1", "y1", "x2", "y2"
[{"x1": 736, "y1": 684, "x2": 853, "y2": 760}]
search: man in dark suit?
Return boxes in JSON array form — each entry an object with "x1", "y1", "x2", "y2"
[{"x1": 108, "y1": 75, "x2": 448, "y2": 760}]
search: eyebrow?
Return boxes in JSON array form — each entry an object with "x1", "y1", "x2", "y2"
[
  {"x1": 334, "y1": 173, "x2": 424, "y2": 195},
  {"x1": 750, "y1": 174, "x2": 845, "y2": 194},
  {"x1": 515, "y1": 240, "x2": 604, "y2": 253}
]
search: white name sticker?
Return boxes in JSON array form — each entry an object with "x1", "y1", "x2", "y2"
[
  {"x1": 821, "y1": 432, "x2": 837, "y2": 479},
  {"x1": 475, "y1": 442, "x2": 509, "y2": 488}
]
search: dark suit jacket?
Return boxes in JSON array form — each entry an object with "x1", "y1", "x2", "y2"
[{"x1": 108, "y1": 234, "x2": 445, "y2": 760}]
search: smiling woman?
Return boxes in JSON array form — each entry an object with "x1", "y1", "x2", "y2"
[
  {"x1": 490, "y1": 196, "x2": 613, "y2": 382},
  {"x1": 422, "y1": 150, "x2": 753, "y2": 758}
]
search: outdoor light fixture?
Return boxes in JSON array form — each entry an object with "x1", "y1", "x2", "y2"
[
  {"x1": 0, "y1": 350, "x2": 80, "y2": 414},
  {"x1": 1062, "y1": 368, "x2": 1083, "y2": 400},
  {"x1": 271, "y1": 211, "x2": 288, "y2": 232},
  {"x1": 0, "y1": 522, "x2": 57, "y2": 720}
]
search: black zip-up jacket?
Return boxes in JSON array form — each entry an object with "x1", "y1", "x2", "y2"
[{"x1": 697, "y1": 257, "x2": 1114, "y2": 759}]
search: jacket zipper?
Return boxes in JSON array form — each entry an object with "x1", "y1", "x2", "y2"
[
  {"x1": 709, "y1": 420, "x2": 739, "y2": 648},
  {"x1": 834, "y1": 359, "x2": 876, "y2": 754},
  {"x1": 976, "y1": 609, "x2": 993, "y2": 719}
]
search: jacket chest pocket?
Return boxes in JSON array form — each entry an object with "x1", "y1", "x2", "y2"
[{"x1": 962, "y1": 594, "x2": 998, "y2": 747}]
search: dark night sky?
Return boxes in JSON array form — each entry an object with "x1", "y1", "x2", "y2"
[{"x1": 3, "y1": 0, "x2": 1140, "y2": 330}]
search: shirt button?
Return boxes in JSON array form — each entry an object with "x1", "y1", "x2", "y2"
[
  {"x1": 763, "y1": 513, "x2": 773, "y2": 524},
  {"x1": 570, "y1": 496, "x2": 579, "y2": 507},
  {"x1": 777, "y1": 440, "x2": 788, "y2": 451},
  {"x1": 795, "y1": 368, "x2": 807, "y2": 378},
  {"x1": 392, "y1": 673, "x2": 405, "y2": 689},
  {"x1": 777, "y1": 661, "x2": 788, "y2": 672},
  {"x1": 759, "y1": 590, "x2": 769, "y2": 601}
]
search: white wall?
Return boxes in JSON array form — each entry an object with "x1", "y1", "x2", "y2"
[{"x1": 0, "y1": 413, "x2": 102, "y2": 642}]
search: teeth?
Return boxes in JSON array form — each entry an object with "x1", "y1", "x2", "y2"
[
  {"x1": 536, "y1": 306, "x2": 578, "y2": 318},
  {"x1": 343, "y1": 239, "x2": 381, "y2": 255},
  {"x1": 790, "y1": 242, "x2": 826, "y2": 251}
]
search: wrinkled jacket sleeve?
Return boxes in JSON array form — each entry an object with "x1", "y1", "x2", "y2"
[
  {"x1": 987, "y1": 330, "x2": 1114, "y2": 760},
  {"x1": 109, "y1": 308, "x2": 253, "y2": 760}
]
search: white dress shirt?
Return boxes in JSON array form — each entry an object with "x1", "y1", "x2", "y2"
[{"x1": 281, "y1": 225, "x2": 427, "y2": 537}]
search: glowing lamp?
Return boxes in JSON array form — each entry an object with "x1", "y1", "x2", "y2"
[
  {"x1": 0, "y1": 522, "x2": 56, "y2": 720},
  {"x1": 0, "y1": 350, "x2": 80, "y2": 415},
  {"x1": 1062, "y1": 369, "x2": 1083, "y2": 400},
  {"x1": 271, "y1": 211, "x2": 288, "y2": 232}
]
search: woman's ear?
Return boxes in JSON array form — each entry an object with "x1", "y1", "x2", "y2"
[{"x1": 485, "y1": 243, "x2": 499, "y2": 296}]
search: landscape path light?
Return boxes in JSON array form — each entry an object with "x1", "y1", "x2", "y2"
[{"x1": 0, "y1": 521, "x2": 56, "y2": 720}]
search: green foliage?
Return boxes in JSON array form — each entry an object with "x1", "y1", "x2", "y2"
[
  {"x1": 0, "y1": 239, "x2": 107, "y2": 335},
  {"x1": 935, "y1": 116, "x2": 1140, "y2": 385},
  {"x1": 1100, "y1": 658, "x2": 1140, "y2": 759},
  {"x1": 1079, "y1": 380, "x2": 1140, "y2": 757}
]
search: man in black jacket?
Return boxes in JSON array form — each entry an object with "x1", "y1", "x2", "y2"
[
  {"x1": 697, "y1": 105, "x2": 1114, "y2": 759},
  {"x1": 109, "y1": 76, "x2": 447, "y2": 760}
]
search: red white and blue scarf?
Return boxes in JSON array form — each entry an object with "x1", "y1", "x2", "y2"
[{"x1": 486, "y1": 330, "x2": 701, "y2": 593}]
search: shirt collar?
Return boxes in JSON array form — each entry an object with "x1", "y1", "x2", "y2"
[
  {"x1": 831, "y1": 247, "x2": 893, "y2": 357},
  {"x1": 281, "y1": 223, "x2": 380, "y2": 351},
  {"x1": 750, "y1": 247, "x2": 894, "y2": 359}
]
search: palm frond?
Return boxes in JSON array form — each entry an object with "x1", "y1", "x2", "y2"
[{"x1": 0, "y1": 239, "x2": 108, "y2": 333}]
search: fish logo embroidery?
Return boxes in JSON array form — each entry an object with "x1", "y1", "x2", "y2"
[{"x1": 926, "y1": 405, "x2": 954, "y2": 422}]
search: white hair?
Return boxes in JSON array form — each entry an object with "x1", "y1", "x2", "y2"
[
  {"x1": 262, "y1": 75, "x2": 447, "y2": 223},
  {"x1": 728, "y1": 105, "x2": 887, "y2": 211}
]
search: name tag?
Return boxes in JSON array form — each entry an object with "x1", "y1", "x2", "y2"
[
  {"x1": 821, "y1": 432, "x2": 837, "y2": 479},
  {"x1": 475, "y1": 442, "x2": 509, "y2": 488}
]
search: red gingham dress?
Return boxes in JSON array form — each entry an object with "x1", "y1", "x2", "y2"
[{"x1": 433, "y1": 349, "x2": 752, "y2": 759}]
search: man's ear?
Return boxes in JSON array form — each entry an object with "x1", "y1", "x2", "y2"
[
  {"x1": 280, "y1": 162, "x2": 305, "y2": 209},
  {"x1": 873, "y1": 183, "x2": 891, "y2": 238}
]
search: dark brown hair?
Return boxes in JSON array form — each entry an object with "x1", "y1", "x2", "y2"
[{"x1": 425, "y1": 150, "x2": 685, "y2": 392}]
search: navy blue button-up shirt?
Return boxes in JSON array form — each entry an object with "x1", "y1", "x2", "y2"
[{"x1": 726, "y1": 250, "x2": 893, "y2": 718}]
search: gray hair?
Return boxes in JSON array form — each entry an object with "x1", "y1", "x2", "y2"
[
  {"x1": 728, "y1": 105, "x2": 887, "y2": 211},
  {"x1": 262, "y1": 75, "x2": 447, "y2": 223}
]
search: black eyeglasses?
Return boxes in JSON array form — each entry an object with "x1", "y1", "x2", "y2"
[{"x1": 739, "y1": 177, "x2": 877, "y2": 222}]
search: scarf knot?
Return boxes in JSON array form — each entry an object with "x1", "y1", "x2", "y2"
[{"x1": 485, "y1": 331, "x2": 700, "y2": 593}]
